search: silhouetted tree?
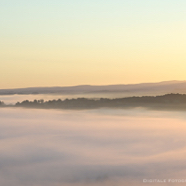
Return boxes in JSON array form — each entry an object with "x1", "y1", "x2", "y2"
[{"x1": 0, "y1": 101, "x2": 4, "y2": 106}]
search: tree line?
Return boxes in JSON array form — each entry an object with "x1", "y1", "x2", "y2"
[
  {"x1": 12, "y1": 93, "x2": 186, "y2": 110},
  {"x1": 1, "y1": 93, "x2": 186, "y2": 110}
]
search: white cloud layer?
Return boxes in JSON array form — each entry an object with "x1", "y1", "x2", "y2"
[{"x1": 0, "y1": 108, "x2": 186, "y2": 186}]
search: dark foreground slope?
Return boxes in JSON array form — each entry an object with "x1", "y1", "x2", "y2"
[{"x1": 11, "y1": 94, "x2": 186, "y2": 111}]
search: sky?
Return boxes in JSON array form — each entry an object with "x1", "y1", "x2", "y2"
[{"x1": 1, "y1": 0, "x2": 186, "y2": 88}]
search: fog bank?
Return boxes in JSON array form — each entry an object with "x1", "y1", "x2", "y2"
[{"x1": 0, "y1": 108, "x2": 186, "y2": 185}]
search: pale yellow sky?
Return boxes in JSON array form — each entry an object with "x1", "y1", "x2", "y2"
[{"x1": 1, "y1": 0, "x2": 186, "y2": 88}]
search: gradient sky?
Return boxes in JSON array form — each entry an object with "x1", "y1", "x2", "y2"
[{"x1": 1, "y1": 0, "x2": 186, "y2": 88}]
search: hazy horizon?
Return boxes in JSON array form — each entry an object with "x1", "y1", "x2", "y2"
[{"x1": 0, "y1": 80, "x2": 185, "y2": 90}]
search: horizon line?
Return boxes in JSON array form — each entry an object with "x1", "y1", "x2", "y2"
[{"x1": 1, "y1": 80, "x2": 186, "y2": 90}]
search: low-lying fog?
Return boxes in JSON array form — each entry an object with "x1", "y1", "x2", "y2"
[
  {"x1": 0, "y1": 94, "x2": 128, "y2": 105},
  {"x1": 0, "y1": 91, "x2": 161, "y2": 105},
  {"x1": 0, "y1": 107, "x2": 186, "y2": 186}
]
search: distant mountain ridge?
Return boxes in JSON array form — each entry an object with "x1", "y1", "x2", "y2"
[{"x1": 1, "y1": 80, "x2": 186, "y2": 96}]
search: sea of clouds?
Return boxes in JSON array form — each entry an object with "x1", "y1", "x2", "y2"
[{"x1": 0, "y1": 107, "x2": 186, "y2": 186}]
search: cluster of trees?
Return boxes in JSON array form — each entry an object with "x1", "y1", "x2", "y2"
[
  {"x1": 14, "y1": 93, "x2": 186, "y2": 110},
  {"x1": 0, "y1": 101, "x2": 4, "y2": 106}
]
